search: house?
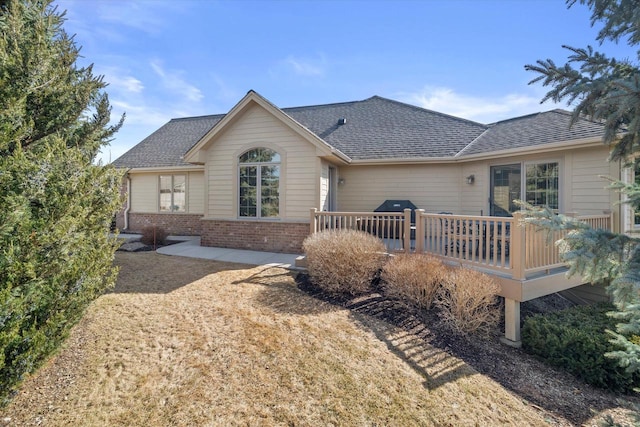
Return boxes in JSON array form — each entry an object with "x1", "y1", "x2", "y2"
[
  {"x1": 114, "y1": 89, "x2": 624, "y2": 251},
  {"x1": 114, "y1": 89, "x2": 630, "y2": 345}
]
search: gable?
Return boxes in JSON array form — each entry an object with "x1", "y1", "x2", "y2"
[{"x1": 183, "y1": 91, "x2": 350, "y2": 165}]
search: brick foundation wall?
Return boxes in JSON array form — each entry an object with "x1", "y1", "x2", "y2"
[
  {"x1": 120, "y1": 213, "x2": 203, "y2": 236},
  {"x1": 201, "y1": 219, "x2": 309, "y2": 253}
]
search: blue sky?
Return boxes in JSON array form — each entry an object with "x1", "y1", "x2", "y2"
[{"x1": 54, "y1": 0, "x2": 634, "y2": 164}]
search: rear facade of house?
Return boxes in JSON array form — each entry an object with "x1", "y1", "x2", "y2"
[{"x1": 113, "y1": 90, "x2": 627, "y2": 257}]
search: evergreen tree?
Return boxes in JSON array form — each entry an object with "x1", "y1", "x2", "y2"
[
  {"x1": 0, "y1": 0, "x2": 123, "y2": 402},
  {"x1": 525, "y1": 0, "x2": 640, "y2": 374}
]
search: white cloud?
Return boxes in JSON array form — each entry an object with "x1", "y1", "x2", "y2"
[
  {"x1": 105, "y1": 72, "x2": 144, "y2": 94},
  {"x1": 93, "y1": 0, "x2": 185, "y2": 35},
  {"x1": 285, "y1": 56, "x2": 325, "y2": 76},
  {"x1": 211, "y1": 74, "x2": 240, "y2": 103},
  {"x1": 150, "y1": 61, "x2": 204, "y2": 103},
  {"x1": 110, "y1": 100, "x2": 170, "y2": 127},
  {"x1": 400, "y1": 86, "x2": 558, "y2": 124}
]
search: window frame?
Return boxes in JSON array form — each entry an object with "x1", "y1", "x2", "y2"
[
  {"x1": 524, "y1": 160, "x2": 560, "y2": 212},
  {"x1": 159, "y1": 174, "x2": 187, "y2": 213},
  {"x1": 489, "y1": 159, "x2": 561, "y2": 216},
  {"x1": 238, "y1": 148, "x2": 281, "y2": 219}
]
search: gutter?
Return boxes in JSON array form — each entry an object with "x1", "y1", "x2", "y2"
[{"x1": 124, "y1": 170, "x2": 131, "y2": 230}]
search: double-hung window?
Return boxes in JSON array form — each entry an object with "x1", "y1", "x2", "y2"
[
  {"x1": 239, "y1": 148, "x2": 280, "y2": 218},
  {"x1": 159, "y1": 175, "x2": 186, "y2": 212}
]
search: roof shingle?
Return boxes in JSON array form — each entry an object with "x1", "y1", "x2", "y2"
[
  {"x1": 112, "y1": 114, "x2": 224, "y2": 168},
  {"x1": 112, "y1": 96, "x2": 606, "y2": 169},
  {"x1": 460, "y1": 109, "x2": 606, "y2": 156}
]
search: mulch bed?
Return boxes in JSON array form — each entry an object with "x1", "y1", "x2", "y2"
[{"x1": 296, "y1": 272, "x2": 640, "y2": 426}]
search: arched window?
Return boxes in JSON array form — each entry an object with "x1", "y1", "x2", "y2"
[{"x1": 239, "y1": 148, "x2": 280, "y2": 218}]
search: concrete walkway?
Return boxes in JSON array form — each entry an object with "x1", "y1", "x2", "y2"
[{"x1": 155, "y1": 236, "x2": 301, "y2": 269}]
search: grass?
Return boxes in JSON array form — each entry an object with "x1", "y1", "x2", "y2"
[{"x1": 1, "y1": 252, "x2": 562, "y2": 426}]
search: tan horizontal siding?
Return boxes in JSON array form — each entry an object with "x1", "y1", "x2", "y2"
[
  {"x1": 570, "y1": 146, "x2": 618, "y2": 215},
  {"x1": 335, "y1": 146, "x2": 618, "y2": 221},
  {"x1": 188, "y1": 172, "x2": 205, "y2": 214},
  {"x1": 130, "y1": 173, "x2": 158, "y2": 213},
  {"x1": 337, "y1": 164, "x2": 462, "y2": 213}
]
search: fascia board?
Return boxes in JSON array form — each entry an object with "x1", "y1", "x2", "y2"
[{"x1": 125, "y1": 165, "x2": 205, "y2": 173}]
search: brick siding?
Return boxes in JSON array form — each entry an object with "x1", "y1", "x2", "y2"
[
  {"x1": 118, "y1": 212, "x2": 203, "y2": 236},
  {"x1": 201, "y1": 219, "x2": 309, "y2": 253}
]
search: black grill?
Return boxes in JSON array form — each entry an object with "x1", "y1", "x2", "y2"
[
  {"x1": 370, "y1": 200, "x2": 417, "y2": 239},
  {"x1": 373, "y1": 200, "x2": 417, "y2": 223}
]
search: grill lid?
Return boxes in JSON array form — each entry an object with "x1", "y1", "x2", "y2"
[{"x1": 373, "y1": 200, "x2": 417, "y2": 222}]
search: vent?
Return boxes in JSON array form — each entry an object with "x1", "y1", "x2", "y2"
[{"x1": 337, "y1": 118, "x2": 347, "y2": 125}]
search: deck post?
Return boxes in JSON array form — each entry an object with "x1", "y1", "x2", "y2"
[
  {"x1": 501, "y1": 298, "x2": 522, "y2": 347},
  {"x1": 604, "y1": 209, "x2": 613, "y2": 232},
  {"x1": 310, "y1": 208, "x2": 318, "y2": 235},
  {"x1": 415, "y1": 209, "x2": 425, "y2": 252},
  {"x1": 511, "y1": 212, "x2": 526, "y2": 280},
  {"x1": 403, "y1": 208, "x2": 412, "y2": 253}
]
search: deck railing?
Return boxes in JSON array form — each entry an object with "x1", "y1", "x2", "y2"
[
  {"x1": 414, "y1": 212, "x2": 515, "y2": 275},
  {"x1": 310, "y1": 208, "x2": 613, "y2": 280},
  {"x1": 310, "y1": 208, "x2": 411, "y2": 252}
]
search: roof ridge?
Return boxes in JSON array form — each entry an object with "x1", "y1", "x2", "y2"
[
  {"x1": 486, "y1": 108, "x2": 574, "y2": 126},
  {"x1": 368, "y1": 95, "x2": 488, "y2": 128},
  {"x1": 169, "y1": 113, "x2": 226, "y2": 122},
  {"x1": 454, "y1": 128, "x2": 491, "y2": 158},
  {"x1": 282, "y1": 98, "x2": 367, "y2": 111}
]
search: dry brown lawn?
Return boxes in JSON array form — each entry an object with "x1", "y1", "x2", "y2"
[{"x1": 0, "y1": 252, "x2": 629, "y2": 426}]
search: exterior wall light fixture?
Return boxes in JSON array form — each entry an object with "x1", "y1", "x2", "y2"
[{"x1": 466, "y1": 174, "x2": 475, "y2": 185}]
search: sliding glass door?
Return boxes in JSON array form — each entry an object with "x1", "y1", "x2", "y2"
[
  {"x1": 490, "y1": 162, "x2": 559, "y2": 216},
  {"x1": 490, "y1": 164, "x2": 521, "y2": 216}
]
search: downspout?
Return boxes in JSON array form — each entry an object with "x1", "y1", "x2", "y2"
[{"x1": 124, "y1": 171, "x2": 131, "y2": 230}]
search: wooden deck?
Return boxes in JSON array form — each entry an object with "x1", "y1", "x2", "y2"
[{"x1": 309, "y1": 208, "x2": 613, "y2": 345}]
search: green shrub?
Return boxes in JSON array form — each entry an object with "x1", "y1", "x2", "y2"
[
  {"x1": 0, "y1": 1, "x2": 123, "y2": 404},
  {"x1": 522, "y1": 303, "x2": 640, "y2": 393},
  {"x1": 381, "y1": 253, "x2": 448, "y2": 310},
  {"x1": 436, "y1": 268, "x2": 500, "y2": 334},
  {"x1": 302, "y1": 229, "x2": 387, "y2": 296}
]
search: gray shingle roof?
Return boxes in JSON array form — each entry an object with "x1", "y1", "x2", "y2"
[
  {"x1": 112, "y1": 114, "x2": 224, "y2": 168},
  {"x1": 112, "y1": 97, "x2": 606, "y2": 169},
  {"x1": 460, "y1": 109, "x2": 606, "y2": 156},
  {"x1": 283, "y1": 96, "x2": 487, "y2": 160}
]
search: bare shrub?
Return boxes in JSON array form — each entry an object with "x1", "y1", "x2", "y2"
[
  {"x1": 140, "y1": 226, "x2": 168, "y2": 246},
  {"x1": 303, "y1": 229, "x2": 387, "y2": 295},
  {"x1": 381, "y1": 253, "x2": 449, "y2": 310},
  {"x1": 437, "y1": 267, "x2": 500, "y2": 334}
]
